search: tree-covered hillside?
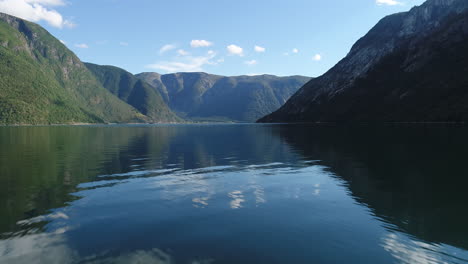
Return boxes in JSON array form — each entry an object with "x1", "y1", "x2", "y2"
[{"x1": 0, "y1": 13, "x2": 145, "y2": 124}]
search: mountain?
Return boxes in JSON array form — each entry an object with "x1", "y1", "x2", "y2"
[
  {"x1": 0, "y1": 13, "x2": 146, "y2": 125},
  {"x1": 0, "y1": 12, "x2": 309, "y2": 124},
  {"x1": 259, "y1": 0, "x2": 468, "y2": 123},
  {"x1": 137, "y1": 72, "x2": 310, "y2": 122},
  {"x1": 137, "y1": 72, "x2": 223, "y2": 117},
  {"x1": 85, "y1": 63, "x2": 181, "y2": 123}
]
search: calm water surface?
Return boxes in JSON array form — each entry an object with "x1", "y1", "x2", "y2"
[{"x1": 0, "y1": 124, "x2": 467, "y2": 264}]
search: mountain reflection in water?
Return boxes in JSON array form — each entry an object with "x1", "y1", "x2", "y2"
[{"x1": 0, "y1": 124, "x2": 466, "y2": 264}]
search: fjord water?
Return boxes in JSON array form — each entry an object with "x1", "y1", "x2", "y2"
[{"x1": 0, "y1": 125, "x2": 467, "y2": 264}]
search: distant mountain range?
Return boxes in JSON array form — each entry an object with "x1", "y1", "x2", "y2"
[
  {"x1": 0, "y1": 12, "x2": 308, "y2": 124},
  {"x1": 259, "y1": 0, "x2": 468, "y2": 123},
  {"x1": 137, "y1": 72, "x2": 310, "y2": 122},
  {"x1": 3, "y1": 0, "x2": 466, "y2": 125}
]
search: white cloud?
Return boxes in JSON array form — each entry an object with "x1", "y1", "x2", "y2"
[
  {"x1": 26, "y1": 0, "x2": 65, "y2": 5},
  {"x1": 146, "y1": 51, "x2": 218, "y2": 73},
  {"x1": 376, "y1": 0, "x2": 403, "y2": 6},
  {"x1": 247, "y1": 73, "x2": 265, "y2": 76},
  {"x1": 293, "y1": 48, "x2": 299, "y2": 53},
  {"x1": 190, "y1": 39, "x2": 213, "y2": 48},
  {"x1": 159, "y1": 44, "x2": 176, "y2": 54},
  {"x1": 0, "y1": 0, "x2": 75, "y2": 28},
  {"x1": 227, "y1": 44, "x2": 244, "y2": 56},
  {"x1": 177, "y1": 49, "x2": 189, "y2": 56},
  {"x1": 74, "y1": 43, "x2": 89, "y2": 49},
  {"x1": 312, "y1": 54, "x2": 322, "y2": 61},
  {"x1": 254, "y1": 45, "x2": 265, "y2": 53},
  {"x1": 244, "y1": 60, "x2": 258, "y2": 66},
  {"x1": 119, "y1": 42, "x2": 129, "y2": 46}
]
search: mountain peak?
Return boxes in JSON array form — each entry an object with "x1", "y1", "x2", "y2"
[
  {"x1": 0, "y1": 12, "x2": 20, "y2": 26},
  {"x1": 259, "y1": 0, "x2": 468, "y2": 123}
]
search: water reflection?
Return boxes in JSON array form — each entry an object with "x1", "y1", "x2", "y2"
[
  {"x1": 381, "y1": 232, "x2": 467, "y2": 264},
  {"x1": 0, "y1": 124, "x2": 467, "y2": 264},
  {"x1": 274, "y1": 124, "x2": 468, "y2": 252},
  {"x1": 227, "y1": 191, "x2": 245, "y2": 209},
  {"x1": 0, "y1": 230, "x2": 74, "y2": 264}
]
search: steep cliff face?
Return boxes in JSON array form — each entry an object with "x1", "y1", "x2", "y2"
[
  {"x1": 159, "y1": 72, "x2": 224, "y2": 115},
  {"x1": 134, "y1": 72, "x2": 169, "y2": 102},
  {"x1": 138, "y1": 72, "x2": 310, "y2": 122},
  {"x1": 259, "y1": 0, "x2": 468, "y2": 123},
  {"x1": 0, "y1": 13, "x2": 144, "y2": 124},
  {"x1": 193, "y1": 75, "x2": 311, "y2": 122}
]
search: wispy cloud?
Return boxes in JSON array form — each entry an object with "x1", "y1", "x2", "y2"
[
  {"x1": 159, "y1": 44, "x2": 176, "y2": 54},
  {"x1": 227, "y1": 44, "x2": 244, "y2": 56},
  {"x1": 177, "y1": 49, "x2": 189, "y2": 56},
  {"x1": 190, "y1": 40, "x2": 213, "y2": 48},
  {"x1": 147, "y1": 51, "x2": 219, "y2": 73},
  {"x1": 284, "y1": 48, "x2": 299, "y2": 56},
  {"x1": 119, "y1": 42, "x2": 129, "y2": 46},
  {"x1": 0, "y1": 0, "x2": 75, "y2": 28},
  {"x1": 74, "y1": 43, "x2": 89, "y2": 49},
  {"x1": 376, "y1": 0, "x2": 403, "y2": 6},
  {"x1": 254, "y1": 45, "x2": 265, "y2": 53},
  {"x1": 312, "y1": 54, "x2": 322, "y2": 61},
  {"x1": 245, "y1": 60, "x2": 258, "y2": 66}
]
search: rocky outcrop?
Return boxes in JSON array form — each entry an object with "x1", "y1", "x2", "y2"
[{"x1": 259, "y1": 0, "x2": 468, "y2": 123}]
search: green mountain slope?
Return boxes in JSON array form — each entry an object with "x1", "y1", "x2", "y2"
[
  {"x1": 85, "y1": 63, "x2": 181, "y2": 123},
  {"x1": 0, "y1": 13, "x2": 144, "y2": 125},
  {"x1": 137, "y1": 72, "x2": 310, "y2": 122}
]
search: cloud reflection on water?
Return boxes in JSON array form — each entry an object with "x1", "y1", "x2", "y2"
[
  {"x1": 1, "y1": 232, "x2": 213, "y2": 264},
  {"x1": 381, "y1": 232, "x2": 467, "y2": 264},
  {"x1": 228, "y1": 190, "x2": 245, "y2": 209}
]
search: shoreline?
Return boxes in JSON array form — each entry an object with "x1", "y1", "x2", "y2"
[
  {"x1": 0, "y1": 121, "x2": 467, "y2": 127},
  {"x1": 0, "y1": 121, "x2": 246, "y2": 127}
]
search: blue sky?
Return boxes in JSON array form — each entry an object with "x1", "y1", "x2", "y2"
[{"x1": 0, "y1": 0, "x2": 425, "y2": 76}]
